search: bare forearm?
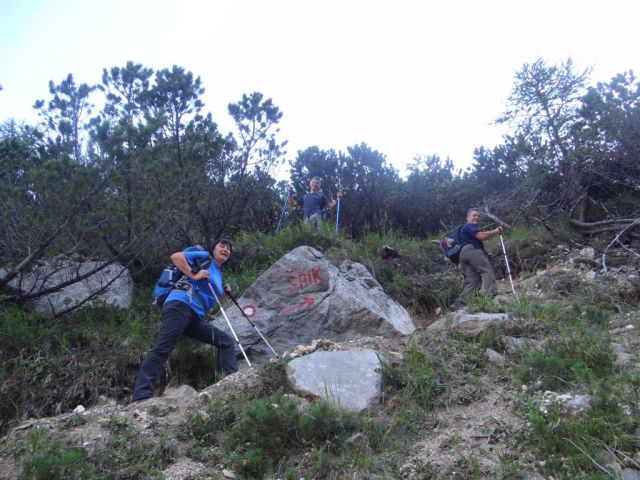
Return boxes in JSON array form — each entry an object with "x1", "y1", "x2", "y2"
[
  {"x1": 170, "y1": 253, "x2": 196, "y2": 278},
  {"x1": 475, "y1": 227, "x2": 502, "y2": 241}
]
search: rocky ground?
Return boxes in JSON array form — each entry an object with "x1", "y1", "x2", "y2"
[{"x1": 1, "y1": 245, "x2": 639, "y2": 479}]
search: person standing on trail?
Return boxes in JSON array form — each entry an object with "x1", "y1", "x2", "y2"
[
  {"x1": 132, "y1": 238, "x2": 237, "y2": 402},
  {"x1": 288, "y1": 177, "x2": 341, "y2": 229},
  {"x1": 451, "y1": 208, "x2": 504, "y2": 309}
]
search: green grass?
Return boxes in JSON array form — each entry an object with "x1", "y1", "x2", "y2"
[
  {"x1": 178, "y1": 385, "x2": 364, "y2": 479},
  {"x1": 508, "y1": 294, "x2": 640, "y2": 478},
  {"x1": 3, "y1": 224, "x2": 640, "y2": 479},
  {"x1": 517, "y1": 377, "x2": 639, "y2": 478},
  {"x1": 14, "y1": 424, "x2": 172, "y2": 480},
  {"x1": 381, "y1": 338, "x2": 439, "y2": 410},
  {"x1": 171, "y1": 341, "x2": 457, "y2": 478}
]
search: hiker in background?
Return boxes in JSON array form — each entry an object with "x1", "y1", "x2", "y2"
[
  {"x1": 451, "y1": 208, "x2": 504, "y2": 309},
  {"x1": 132, "y1": 238, "x2": 237, "y2": 402},
  {"x1": 288, "y1": 177, "x2": 341, "y2": 229}
]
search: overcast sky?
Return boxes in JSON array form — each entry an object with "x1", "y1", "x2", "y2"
[{"x1": 1, "y1": 0, "x2": 639, "y2": 178}]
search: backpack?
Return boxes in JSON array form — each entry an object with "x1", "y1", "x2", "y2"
[
  {"x1": 438, "y1": 225, "x2": 464, "y2": 265},
  {"x1": 151, "y1": 246, "x2": 212, "y2": 308}
]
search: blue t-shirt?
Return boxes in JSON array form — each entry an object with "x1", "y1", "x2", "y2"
[
  {"x1": 459, "y1": 223, "x2": 484, "y2": 250},
  {"x1": 165, "y1": 249, "x2": 224, "y2": 319},
  {"x1": 298, "y1": 192, "x2": 327, "y2": 219}
]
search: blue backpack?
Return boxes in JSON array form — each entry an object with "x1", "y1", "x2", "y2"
[
  {"x1": 152, "y1": 246, "x2": 212, "y2": 308},
  {"x1": 438, "y1": 226, "x2": 464, "y2": 265}
]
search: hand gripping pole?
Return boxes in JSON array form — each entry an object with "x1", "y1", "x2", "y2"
[{"x1": 226, "y1": 291, "x2": 279, "y2": 359}]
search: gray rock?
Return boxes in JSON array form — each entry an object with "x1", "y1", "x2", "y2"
[
  {"x1": 286, "y1": 350, "x2": 382, "y2": 412},
  {"x1": 611, "y1": 342, "x2": 633, "y2": 366},
  {"x1": 502, "y1": 336, "x2": 542, "y2": 353},
  {"x1": 540, "y1": 391, "x2": 591, "y2": 415},
  {"x1": 163, "y1": 385, "x2": 198, "y2": 399},
  {"x1": 214, "y1": 246, "x2": 415, "y2": 362},
  {"x1": 621, "y1": 469, "x2": 640, "y2": 480},
  {"x1": 485, "y1": 348, "x2": 506, "y2": 366},
  {"x1": 1, "y1": 257, "x2": 134, "y2": 315},
  {"x1": 449, "y1": 312, "x2": 519, "y2": 338},
  {"x1": 344, "y1": 432, "x2": 368, "y2": 450},
  {"x1": 579, "y1": 247, "x2": 596, "y2": 260},
  {"x1": 502, "y1": 336, "x2": 523, "y2": 353}
]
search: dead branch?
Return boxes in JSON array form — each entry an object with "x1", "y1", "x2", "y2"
[
  {"x1": 510, "y1": 188, "x2": 541, "y2": 226},
  {"x1": 570, "y1": 217, "x2": 639, "y2": 229},
  {"x1": 0, "y1": 159, "x2": 125, "y2": 291},
  {"x1": 481, "y1": 205, "x2": 512, "y2": 229},
  {"x1": 602, "y1": 218, "x2": 640, "y2": 275}
]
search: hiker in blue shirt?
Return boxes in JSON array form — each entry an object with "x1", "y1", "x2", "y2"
[
  {"x1": 288, "y1": 177, "x2": 341, "y2": 229},
  {"x1": 451, "y1": 208, "x2": 504, "y2": 309},
  {"x1": 132, "y1": 238, "x2": 237, "y2": 402}
]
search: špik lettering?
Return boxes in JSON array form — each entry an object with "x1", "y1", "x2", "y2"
[{"x1": 286, "y1": 267, "x2": 325, "y2": 291}]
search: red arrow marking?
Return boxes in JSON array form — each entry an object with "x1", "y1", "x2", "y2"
[{"x1": 280, "y1": 297, "x2": 314, "y2": 315}]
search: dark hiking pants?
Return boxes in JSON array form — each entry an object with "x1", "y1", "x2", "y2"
[
  {"x1": 132, "y1": 301, "x2": 237, "y2": 401},
  {"x1": 459, "y1": 244, "x2": 497, "y2": 300}
]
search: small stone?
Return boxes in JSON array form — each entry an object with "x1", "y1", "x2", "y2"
[
  {"x1": 485, "y1": 348, "x2": 506, "y2": 366},
  {"x1": 73, "y1": 405, "x2": 85, "y2": 414},
  {"x1": 222, "y1": 469, "x2": 236, "y2": 479},
  {"x1": 345, "y1": 432, "x2": 367, "y2": 450},
  {"x1": 579, "y1": 247, "x2": 595, "y2": 259}
]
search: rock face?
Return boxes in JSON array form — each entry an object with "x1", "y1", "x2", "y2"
[
  {"x1": 214, "y1": 246, "x2": 415, "y2": 362},
  {"x1": 1, "y1": 257, "x2": 134, "y2": 315},
  {"x1": 286, "y1": 350, "x2": 382, "y2": 412},
  {"x1": 448, "y1": 311, "x2": 519, "y2": 338},
  {"x1": 428, "y1": 310, "x2": 520, "y2": 338}
]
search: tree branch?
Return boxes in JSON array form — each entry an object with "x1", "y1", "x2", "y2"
[{"x1": 602, "y1": 218, "x2": 640, "y2": 275}]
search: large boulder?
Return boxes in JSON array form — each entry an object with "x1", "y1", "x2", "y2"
[
  {"x1": 1, "y1": 256, "x2": 134, "y2": 315},
  {"x1": 214, "y1": 246, "x2": 415, "y2": 362}
]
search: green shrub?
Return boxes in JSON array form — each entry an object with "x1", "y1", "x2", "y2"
[
  {"x1": 223, "y1": 389, "x2": 359, "y2": 478},
  {"x1": 513, "y1": 325, "x2": 615, "y2": 391},
  {"x1": 381, "y1": 339, "x2": 438, "y2": 409},
  {"x1": 180, "y1": 401, "x2": 235, "y2": 445},
  {"x1": 237, "y1": 448, "x2": 273, "y2": 478},
  {"x1": 20, "y1": 443, "x2": 95, "y2": 480},
  {"x1": 228, "y1": 391, "x2": 302, "y2": 454},
  {"x1": 520, "y1": 378, "x2": 638, "y2": 478}
]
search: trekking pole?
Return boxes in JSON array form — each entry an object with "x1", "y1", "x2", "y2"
[
  {"x1": 225, "y1": 291, "x2": 279, "y2": 359},
  {"x1": 499, "y1": 234, "x2": 516, "y2": 295},
  {"x1": 335, "y1": 196, "x2": 341, "y2": 234},
  {"x1": 207, "y1": 283, "x2": 252, "y2": 367},
  {"x1": 275, "y1": 188, "x2": 289, "y2": 234}
]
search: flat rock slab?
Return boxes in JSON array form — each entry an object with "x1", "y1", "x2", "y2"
[
  {"x1": 451, "y1": 312, "x2": 520, "y2": 338},
  {"x1": 286, "y1": 350, "x2": 382, "y2": 412}
]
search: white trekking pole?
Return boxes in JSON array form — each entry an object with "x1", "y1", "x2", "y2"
[
  {"x1": 208, "y1": 283, "x2": 252, "y2": 367},
  {"x1": 226, "y1": 290, "x2": 279, "y2": 359},
  {"x1": 499, "y1": 234, "x2": 516, "y2": 295}
]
